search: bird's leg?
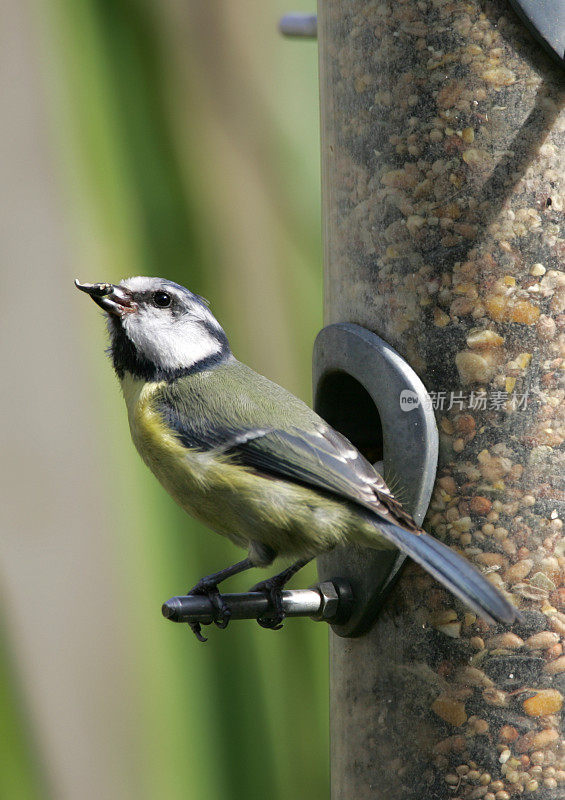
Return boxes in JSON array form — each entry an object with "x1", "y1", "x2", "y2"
[
  {"x1": 187, "y1": 557, "x2": 255, "y2": 640},
  {"x1": 250, "y1": 558, "x2": 312, "y2": 630}
]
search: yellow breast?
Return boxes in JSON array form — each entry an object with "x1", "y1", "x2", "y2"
[
  {"x1": 118, "y1": 374, "x2": 255, "y2": 544},
  {"x1": 120, "y1": 374, "x2": 211, "y2": 492}
]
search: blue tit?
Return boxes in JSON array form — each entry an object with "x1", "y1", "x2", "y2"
[{"x1": 76, "y1": 277, "x2": 520, "y2": 640}]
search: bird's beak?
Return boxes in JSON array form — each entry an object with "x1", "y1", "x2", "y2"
[{"x1": 75, "y1": 280, "x2": 137, "y2": 317}]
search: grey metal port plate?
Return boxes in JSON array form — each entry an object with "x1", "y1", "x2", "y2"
[
  {"x1": 509, "y1": 0, "x2": 565, "y2": 67},
  {"x1": 313, "y1": 323, "x2": 438, "y2": 637}
]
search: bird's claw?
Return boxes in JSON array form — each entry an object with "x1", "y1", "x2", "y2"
[
  {"x1": 251, "y1": 578, "x2": 286, "y2": 631},
  {"x1": 189, "y1": 622, "x2": 208, "y2": 643},
  {"x1": 186, "y1": 580, "x2": 232, "y2": 640},
  {"x1": 256, "y1": 616, "x2": 284, "y2": 631},
  {"x1": 212, "y1": 599, "x2": 231, "y2": 630}
]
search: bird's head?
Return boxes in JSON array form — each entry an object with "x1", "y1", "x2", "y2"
[{"x1": 76, "y1": 276, "x2": 231, "y2": 380}]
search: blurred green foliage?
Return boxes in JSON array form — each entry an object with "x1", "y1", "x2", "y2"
[
  {"x1": 3, "y1": 1, "x2": 326, "y2": 798},
  {"x1": 0, "y1": 621, "x2": 52, "y2": 800}
]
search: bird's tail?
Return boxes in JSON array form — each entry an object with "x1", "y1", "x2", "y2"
[{"x1": 369, "y1": 517, "x2": 521, "y2": 625}]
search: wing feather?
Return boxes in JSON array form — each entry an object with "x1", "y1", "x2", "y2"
[
  {"x1": 159, "y1": 383, "x2": 421, "y2": 533},
  {"x1": 224, "y1": 426, "x2": 410, "y2": 527}
]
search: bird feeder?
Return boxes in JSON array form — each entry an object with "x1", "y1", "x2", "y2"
[
  {"x1": 313, "y1": 1, "x2": 564, "y2": 798},
  {"x1": 163, "y1": 6, "x2": 564, "y2": 798}
]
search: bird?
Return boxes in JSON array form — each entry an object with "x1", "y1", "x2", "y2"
[{"x1": 76, "y1": 276, "x2": 521, "y2": 640}]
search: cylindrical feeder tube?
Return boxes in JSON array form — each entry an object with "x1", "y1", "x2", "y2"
[{"x1": 318, "y1": 1, "x2": 564, "y2": 798}]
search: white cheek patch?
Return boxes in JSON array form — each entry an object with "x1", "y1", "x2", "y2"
[{"x1": 122, "y1": 308, "x2": 222, "y2": 371}]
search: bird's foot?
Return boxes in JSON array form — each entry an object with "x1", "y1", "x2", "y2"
[
  {"x1": 186, "y1": 578, "x2": 232, "y2": 640},
  {"x1": 249, "y1": 577, "x2": 286, "y2": 630},
  {"x1": 188, "y1": 622, "x2": 208, "y2": 643}
]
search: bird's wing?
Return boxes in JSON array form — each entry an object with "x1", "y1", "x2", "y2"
[
  {"x1": 224, "y1": 424, "x2": 420, "y2": 532},
  {"x1": 158, "y1": 382, "x2": 418, "y2": 529},
  {"x1": 155, "y1": 363, "x2": 415, "y2": 526},
  {"x1": 224, "y1": 426, "x2": 520, "y2": 624}
]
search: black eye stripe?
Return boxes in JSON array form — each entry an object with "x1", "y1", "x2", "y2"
[{"x1": 126, "y1": 286, "x2": 214, "y2": 316}]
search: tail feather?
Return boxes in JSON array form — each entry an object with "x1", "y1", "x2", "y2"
[{"x1": 375, "y1": 519, "x2": 522, "y2": 625}]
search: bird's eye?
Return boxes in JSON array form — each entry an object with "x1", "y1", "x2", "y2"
[{"x1": 153, "y1": 291, "x2": 172, "y2": 308}]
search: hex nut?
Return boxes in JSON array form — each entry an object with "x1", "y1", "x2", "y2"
[{"x1": 312, "y1": 581, "x2": 340, "y2": 621}]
